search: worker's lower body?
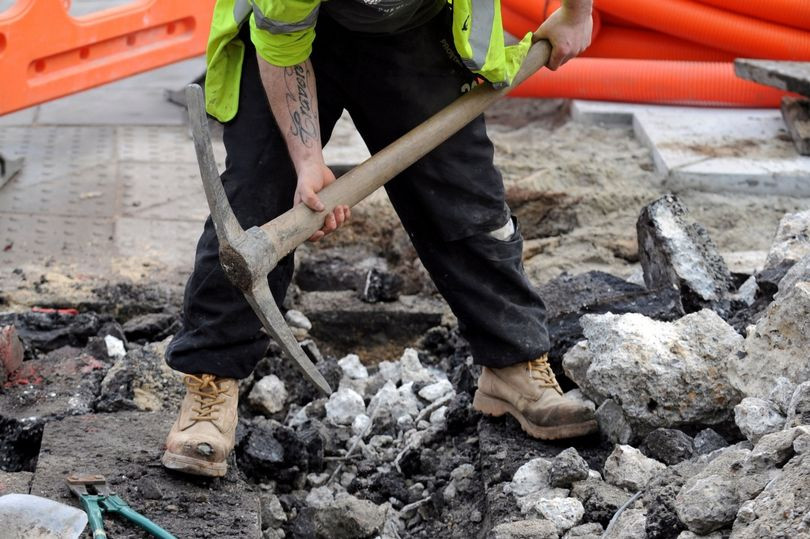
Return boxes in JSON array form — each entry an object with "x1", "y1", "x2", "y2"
[{"x1": 162, "y1": 10, "x2": 596, "y2": 477}]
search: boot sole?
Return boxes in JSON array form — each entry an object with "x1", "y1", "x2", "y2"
[
  {"x1": 161, "y1": 450, "x2": 227, "y2": 478},
  {"x1": 473, "y1": 391, "x2": 598, "y2": 440}
]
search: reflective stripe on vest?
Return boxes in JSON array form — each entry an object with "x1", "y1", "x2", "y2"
[
  {"x1": 234, "y1": 0, "x2": 251, "y2": 23},
  {"x1": 252, "y1": 3, "x2": 320, "y2": 34},
  {"x1": 463, "y1": 0, "x2": 495, "y2": 71}
]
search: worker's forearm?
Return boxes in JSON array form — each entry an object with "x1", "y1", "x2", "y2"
[
  {"x1": 257, "y1": 55, "x2": 324, "y2": 173},
  {"x1": 560, "y1": 0, "x2": 593, "y2": 20}
]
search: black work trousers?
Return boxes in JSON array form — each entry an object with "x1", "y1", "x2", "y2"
[{"x1": 166, "y1": 11, "x2": 550, "y2": 379}]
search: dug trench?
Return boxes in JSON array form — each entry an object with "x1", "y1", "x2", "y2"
[{"x1": 1, "y1": 100, "x2": 810, "y2": 538}]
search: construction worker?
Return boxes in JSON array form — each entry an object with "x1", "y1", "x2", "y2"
[{"x1": 162, "y1": 0, "x2": 596, "y2": 477}]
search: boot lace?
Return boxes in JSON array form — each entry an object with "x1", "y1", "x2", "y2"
[
  {"x1": 528, "y1": 356, "x2": 563, "y2": 396},
  {"x1": 185, "y1": 374, "x2": 228, "y2": 423}
]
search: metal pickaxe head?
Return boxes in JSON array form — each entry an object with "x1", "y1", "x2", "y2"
[{"x1": 185, "y1": 84, "x2": 332, "y2": 396}]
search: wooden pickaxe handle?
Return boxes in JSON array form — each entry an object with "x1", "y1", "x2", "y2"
[{"x1": 258, "y1": 40, "x2": 552, "y2": 264}]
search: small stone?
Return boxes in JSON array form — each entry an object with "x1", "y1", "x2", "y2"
[
  {"x1": 676, "y1": 532, "x2": 723, "y2": 539},
  {"x1": 400, "y1": 348, "x2": 434, "y2": 384},
  {"x1": 352, "y1": 414, "x2": 371, "y2": 437},
  {"x1": 338, "y1": 354, "x2": 368, "y2": 379},
  {"x1": 137, "y1": 477, "x2": 162, "y2": 500},
  {"x1": 675, "y1": 475, "x2": 739, "y2": 534},
  {"x1": 748, "y1": 427, "x2": 807, "y2": 470},
  {"x1": 397, "y1": 415, "x2": 415, "y2": 431},
  {"x1": 534, "y1": 497, "x2": 584, "y2": 533},
  {"x1": 307, "y1": 472, "x2": 330, "y2": 487},
  {"x1": 417, "y1": 379, "x2": 454, "y2": 402},
  {"x1": 312, "y1": 492, "x2": 386, "y2": 538},
  {"x1": 376, "y1": 360, "x2": 401, "y2": 384},
  {"x1": 603, "y1": 508, "x2": 646, "y2": 539},
  {"x1": 642, "y1": 428, "x2": 694, "y2": 465},
  {"x1": 785, "y1": 381, "x2": 810, "y2": 428},
  {"x1": 603, "y1": 445, "x2": 666, "y2": 492},
  {"x1": 306, "y1": 486, "x2": 334, "y2": 509},
  {"x1": 693, "y1": 428, "x2": 728, "y2": 455},
  {"x1": 429, "y1": 406, "x2": 447, "y2": 425},
  {"x1": 284, "y1": 309, "x2": 312, "y2": 331},
  {"x1": 548, "y1": 448, "x2": 590, "y2": 488},
  {"x1": 248, "y1": 375, "x2": 289, "y2": 416},
  {"x1": 776, "y1": 252, "x2": 810, "y2": 298},
  {"x1": 262, "y1": 493, "x2": 287, "y2": 527},
  {"x1": 104, "y1": 335, "x2": 126, "y2": 359},
  {"x1": 325, "y1": 388, "x2": 365, "y2": 426},
  {"x1": 570, "y1": 478, "x2": 631, "y2": 525},
  {"x1": 488, "y1": 519, "x2": 559, "y2": 539},
  {"x1": 595, "y1": 400, "x2": 633, "y2": 445},
  {"x1": 734, "y1": 397, "x2": 785, "y2": 443},
  {"x1": 368, "y1": 381, "x2": 418, "y2": 421},
  {"x1": 507, "y1": 458, "x2": 552, "y2": 497}
]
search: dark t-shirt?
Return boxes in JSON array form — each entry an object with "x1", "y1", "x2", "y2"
[{"x1": 322, "y1": 0, "x2": 446, "y2": 34}]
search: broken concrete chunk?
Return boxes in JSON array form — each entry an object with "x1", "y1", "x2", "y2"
[
  {"x1": 506, "y1": 458, "x2": 553, "y2": 497},
  {"x1": 548, "y1": 448, "x2": 590, "y2": 488},
  {"x1": 642, "y1": 428, "x2": 695, "y2": 465},
  {"x1": 0, "y1": 311, "x2": 102, "y2": 354},
  {"x1": 728, "y1": 282, "x2": 810, "y2": 399},
  {"x1": 776, "y1": 252, "x2": 810, "y2": 299},
  {"x1": 248, "y1": 374, "x2": 288, "y2": 416},
  {"x1": 417, "y1": 379, "x2": 454, "y2": 402},
  {"x1": 399, "y1": 348, "x2": 435, "y2": 384},
  {"x1": 103, "y1": 335, "x2": 126, "y2": 359},
  {"x1": 569, "y1": 478, "x2": 632, "y2": 526},
  {"x1": 636, "y1": 194, "x2": 734, "y2": 313},
  {"x1": 693, "y1": 428, "x2": 728, "y2": 456},
  {"x1": 602, "y1": 508, "x2": 647, "y2": 539},
  {"x1": 734, "y1": 397, "x2": 785, "y2": 444},
  {"x1": 284, "y1": 309, "x2": 312, "y2": 331},
  {"x1": 325, "y1": 387, "x2": 365, "y2": 427},
  {"x1": 563, "y1": 522, "x2": 603, "y2": 538},
  {"x1": 763, "y1": 209, "x2": 810, "y2": 272},
  {"x1": 595, "y1": 399, "x2": 634, "y2": 445},
  {"x1": 338, "y1": 354, "x2": 368, "y2": 379},
  {"x1": 603, "y1": 445, "x2": 666, "y2": 492},
  {"x1": 563, "y1": 310, "x2": 743, "y2": 433},
  {"x1": 532, "y1": 497, "x2": 585, "y2": 533},
  {"x1": 675, "y1": 475, "x2": 739, "y2": 535},
  {"x1": 121, "y1": 312, "x2": 178, "y2": 342},
  {"x1": 312, "y1": 492, "x2": 387, "y2": 538}
]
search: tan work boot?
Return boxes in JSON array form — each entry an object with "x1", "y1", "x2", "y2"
[
  {"x1": 473, "y1": 355, "x2": 598, "y2": 440},
  {"x1": 161, "y1": 374, "x2": 238, "y2": 477}
]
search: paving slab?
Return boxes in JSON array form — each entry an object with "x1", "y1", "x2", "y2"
[
  {"x1": 38, "y1": 87, "x2": 188, "y2": 126},
  {"x1": 115, "y1": 216, "x2": 203, "y2": 269},
  {"x1": 572, "y1": 100, "x2": 810, "y2": 196},
  {"x1": 29, "y1": 412, "x2": 262, "y2": 538}
]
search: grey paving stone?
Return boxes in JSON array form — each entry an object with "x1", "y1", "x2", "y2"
[
  {"x1": 115, "y1": 216, "x2": 202, "y2": 269},
  {"x1": 0, "y1": 106, "x2": 38, "y2": 126},
  {"x1": 38, "y1": 87, "x2": 186, "y2": 126},
  {"x1": 0, "y1": 213, "x2": 114, "y2": 270}
]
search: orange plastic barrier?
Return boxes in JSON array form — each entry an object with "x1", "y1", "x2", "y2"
[
  {"x1": 592, "y1": 0, "x2": 810, "y2": 60},
  {"x1": 585, "y1": 26, "x2": 735, "y2": 62},
  {"x1": 509, "y1": 58, "x2": 790, "y2": 107},
  {"x1": 695, "y1": 0, "x2": 810, "y2": 31},
  {"x1": 0, "y1": 0, "x2": 215, "y2": 115}
]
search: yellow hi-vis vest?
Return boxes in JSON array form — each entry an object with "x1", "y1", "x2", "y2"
[{"x1": 205, "y1": 0, "x2": 533, "y2": 122}]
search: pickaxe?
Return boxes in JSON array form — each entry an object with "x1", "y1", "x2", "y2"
[{"x1": 186, "y1": 40, "x2": 552, "y2": 396}]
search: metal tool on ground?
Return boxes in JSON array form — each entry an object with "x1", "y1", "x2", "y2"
[
  {"x1": 66, "y1": 473, "x2": 176, "y2": 539},
  {"x1": 0, "y1": 493, "x2": 88, "y2": 538},
  {"x1": 186, "y1": 40, "x2": 552, "y2": 395}
]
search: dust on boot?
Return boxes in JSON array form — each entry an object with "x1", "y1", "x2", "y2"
[
  {"x1": 161, "y1": 374, "x2": 239, "y2": 477},
  {"x1": 473, "y1": 354, "x2": 598, "y2": 440}
]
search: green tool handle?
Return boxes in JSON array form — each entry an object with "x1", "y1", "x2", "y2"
[
  {"x1": 104, "y1": 496, "x2": 177, "y2": 539},
  {"x1": 79, "y1": 496, "x2": 107, "y2": 539}
]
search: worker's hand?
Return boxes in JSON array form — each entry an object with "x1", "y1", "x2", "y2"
[
  {"x1": 294, "y1": 162, "x2": 351, "y2": 242},
  {"x1": 533, "y1": 3, "x2": 593, "y2": 71}
]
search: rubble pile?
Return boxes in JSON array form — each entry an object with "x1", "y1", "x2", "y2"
[{"x1": 0, "y1": 194, "x2": 809, "y2": 538}]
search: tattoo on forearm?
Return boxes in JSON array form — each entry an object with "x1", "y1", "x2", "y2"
[{"x1": 284, "y1": 64, "x2": 318, "y2": 148}]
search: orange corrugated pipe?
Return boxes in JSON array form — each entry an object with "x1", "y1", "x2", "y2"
[
  {"x1": 694, "y1": 0, "x2": 810, "y2": 31},
  {"x1": 503, "y1": 0, "x2": 603, "y2": 37},
  {"x1": 585, "y1": 26, "x2": 735, "y2": 61},
  {"x1": 590, "y1": 0, "x2": 810, "y2": 60},
  {"x1": 509, "y1": 58, "x2": 790, "y2": 107}
]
